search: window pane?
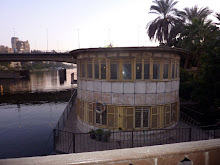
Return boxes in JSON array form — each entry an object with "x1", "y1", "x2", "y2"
[
  {"x1": 101, "y1": 61, "x2": 106, "y2": 79},
  {"x1": 82, "y1": 63, "x2": 85, "y2": 78},
  {"x1": 172, "y1": 63, "x2": 175, "y2": 79},
  {"x1": 163, "y1": 63, "x2": 169, "y2": 79},
  {"x1": 144, "y1": 60, "x2": 150, "y2": 79},
  {"x1": 136, "y1": 60, "x2": 142, "y2": 79},
  {"x1": 153, "y1": 62, "x2": 160, "y2": 79},
  {"x1": 175, "y1": 63, "x2": 178, "y2": 78},
  {"x1": 94, "y1": 61, "x2": 99, "y2": 79},
  {"x1": 87, "y1": 61, "x2": 93, "y2": 78},
  {"x1": 135, "y1": 108, "x2": 141, "y2": 128},
  {"x1": 123, "y1": 63, "x2": 132, "y2": 80},
  {"x1": 143, "y1": 107, "x2": 149, "y2": 127},
  {"x1": 110, "y1": 62, "x2": 118, "y2": 79}
]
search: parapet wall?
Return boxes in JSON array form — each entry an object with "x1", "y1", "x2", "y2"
[{"x1": 1, "y1": 139, "x2": 220, "y2": 165}]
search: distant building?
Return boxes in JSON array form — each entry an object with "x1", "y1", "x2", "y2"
[
  {"x1": 11, "y1": 37, "x2": 30, "y2": 53},
  {"x1": 11, "y1": 37, "x2": 19, "y2": 53},
  {"x1": 0, "y1": 45, "x2": 13, "y2": 53}
]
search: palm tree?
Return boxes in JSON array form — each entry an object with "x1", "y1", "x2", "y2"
[
  {"x1": 215, "y1": 13, "x2": 220, "y2": 25},
  {"x1": 147, "y1": 0, "x2": 180, "y2": 45},
  {"x1": 182, "y1": 6, "x2": 212, "y2": 23}
]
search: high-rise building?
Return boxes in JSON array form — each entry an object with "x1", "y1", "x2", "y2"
[
  {"x1": 11, "y1": 37, "x2": 30, "y2": 53},
  {"x1": 11, "y1": 37, "x2": 18, "y2": 53}
]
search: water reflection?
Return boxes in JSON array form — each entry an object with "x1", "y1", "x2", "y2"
[
  {"x1": 0, "y1": 68, "x2": 77, "y2": 158},
  {"x1": 0, "y1": 68, "x2": 77, "y2": 94}
]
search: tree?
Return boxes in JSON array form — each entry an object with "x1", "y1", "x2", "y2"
[
  {"x1": 182, "y1": 6, "x2": 212, "y2": 23},
  {"x1": 147, "y1": 0, "x2": 180, "y2": 45},
  {"x1": 215, "y1": 13, "x2": 220, "y2": 25},
  {"x1": 169, "y1": 6, "x2": 213, "y2": 68}
]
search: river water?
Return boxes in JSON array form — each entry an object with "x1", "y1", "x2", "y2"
[{"x1": 0, "y1": 68, "x2": 77, "y2": 159}]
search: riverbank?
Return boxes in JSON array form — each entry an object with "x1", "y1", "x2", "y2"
[{"x1": 0, "y1": 89, "x2": 73, "y2": 104}]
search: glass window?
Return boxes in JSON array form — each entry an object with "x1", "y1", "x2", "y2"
[
  {"x1": 144, "y1": 59, "x2": 150, "y2": 79},
  {"x1": 101, "y1": 60, "x2": 106, "y2": 79},
  {"x1": 94, "y1": 60, "x2": 99, "y2": 79},
  {"x1": 172, "y1": 62, "x2": 175, "y2": 79},
  {"x1": 87, "y1": 60, "x2": 93, "y2": 78},
  {"x1": 153, "y1": 61, "x2": 160, "y2": 79},
  {"x1": 136, "y1": 59, "x2": 142, "y2": 79},
  {"x1": 81, "y1": 62, "x2": 85, "y2": 78},
  {"x1": 135, "y1": 108, "x2": 141, "y2": 128},
  {"x1": 163, "y1": 62, "x2": 169, "y2": 79},
  {"x1": 135, "y1": 107, "x2": 149, "y2": 128},
  {"x1": 110, "y1": 60, "x2": 118, "y2": 79},
  {"x1": 122, "y1": 60, "x2": 132, "y2": 80},
  {"x1": 175, "y1": 62, "x2": 179, "y2": 78},
  {"x1": 143, "y1": 107, "x2": 149, "y2": 127}
]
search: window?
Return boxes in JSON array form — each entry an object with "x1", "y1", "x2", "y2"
[
  {"x1": 172, "y1": 61, "x2": 175, "y2": 79},
  {"x1": 88, "y1": 103, "x2": 93, "y2": 124},
  {"x1": 95, "y1": 104, "x2": 107, "y2": 125},
  {"x1": 164, "y1": 105, "x2": 171, "y2": 126},
  {"x1": 95, "y1": 111, "x2": 107, "y2": 125},
  {"x1": 81, "y1": 62, "x2": 85, "y2": 78},
  {"x1": 163, "y1": 61, "x2": 169, "y2": 79},
  {"x1": 176, "y1": 62, "x2": 179, "y2": 78},
  {"x1": 110, "y1": 60, "x2": 118, "y2": 79},
  {"x1": 122, "y1": 107, "x2": 134, "y2": 130},
  {"x1": 136, "y1": 59, "x2": 142, "y2": 79},
  {"x1": 153, "y1": 60, "x2": 160, "y2": 79},
  {"x1": 135, "y1": 107, "x2": 149, "y2": 128},
  {"x1": 144, "y1": 59, "x2": 150, "y2": 79},
  {"x1": 94, "y1": 60, "x2": 99, "y2": 79},
  {"x1": 151, "y1": 106, "x2": 161, "y2": 128},
  {"x1": 107, "y1": 106, "x2": 119, "y2": 128},
  {"x1": 101, "y1": 60, "x2": 106, "y2": 79},
  {"x1": 87, "y1": 60, "x2": 93, "y2": 78},
  {"x1": 122, "y1": 60, "x2": 132, "y2": 80}
]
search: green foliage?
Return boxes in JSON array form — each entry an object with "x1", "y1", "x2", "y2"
[
  {"x1": 179, "y1": 68, "x2": 195, "y2": 100},
  {"x1": 193, "y1": 37, "x2": 220, "y2": 111}
]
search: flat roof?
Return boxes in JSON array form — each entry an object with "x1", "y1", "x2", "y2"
[{"x1": 70, "y1": 46, "x2": 189, "y2": 58}]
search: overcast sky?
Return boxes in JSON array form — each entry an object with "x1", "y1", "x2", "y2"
[{"x1": 0, "y1": 0, "x2": 219, "y2": 51}]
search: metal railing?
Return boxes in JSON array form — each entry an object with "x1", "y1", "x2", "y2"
[
  {"x1": 55, "y1": 89, "x2": 77, "y2": 130},
  {"x1": 53, "y1": 124, "x2": 220, "y2": 154},
  {"x1": 42, "y1": 88, "x2": 77, "y2": 155},
  {"x1": 179, "y1": 111, "x2": 201, "y2": 126}
]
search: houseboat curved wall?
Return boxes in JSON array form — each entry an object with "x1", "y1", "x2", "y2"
[{"x1": 73, "y1": 47, "x2": 186, "y2": 132}]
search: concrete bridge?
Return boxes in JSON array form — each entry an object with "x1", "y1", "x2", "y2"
[{"x1": 0, "y1": 52, "x2": 77, "y2": 63}]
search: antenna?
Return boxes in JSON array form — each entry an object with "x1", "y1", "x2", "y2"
[{"x1": 13, "y1": 27, "x2": 15, "y2": 37}]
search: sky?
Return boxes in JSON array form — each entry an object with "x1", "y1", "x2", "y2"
[{"x1": 0, "y1": 0, "x2": 219, "y2": 51}]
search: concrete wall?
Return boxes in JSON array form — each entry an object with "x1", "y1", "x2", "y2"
[{"x1": 1, "y1": 139, "x2": 220, "y2": 165}]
